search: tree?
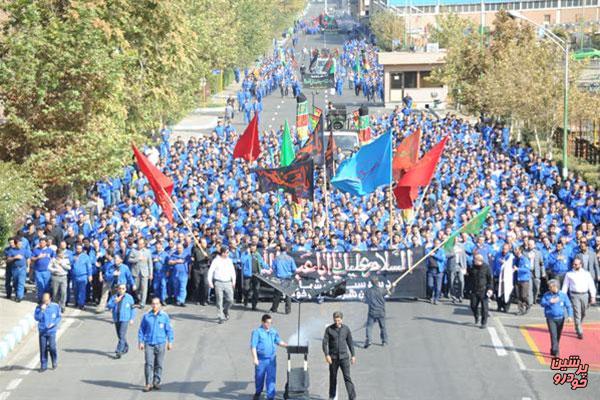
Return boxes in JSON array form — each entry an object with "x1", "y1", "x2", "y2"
[
  {"x1": 369, "y1": 9, "x2": 405, "y2": 51},
  {"x1": 0, "y1": 162, "x2": 45, "y2": 247}
]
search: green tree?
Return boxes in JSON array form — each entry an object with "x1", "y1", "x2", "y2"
[
  {"x1": 0, "y1": 162, "x2": 45, "y2": 247},
  {"x1": 369, "y1": 9, "x2": 405, "y2": 51}
]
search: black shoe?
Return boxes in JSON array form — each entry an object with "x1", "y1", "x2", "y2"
[
  {"x1": 285, "y1": 309, "x2": 291, "y2": 315},
  {"x1": 115, "y1": 353, "x2": 121, "y2": 359},
  {"x1": 16, "y1": 298, "x2": 22, "y2": 303},
  {"x1": 364, "y1": 342, "x2": 370, "y2": 349},
  {"x1": 195, "y1": 301, "x2": 200, "y2": 305},
  {"x1": 201, "y1": 302, "x2": 208, "y2": 306},
  {"x1": 577, "y1": 332, "x2": 583, "y2": 340},
  {"x1": 382, "y1": 342, "x2": 387, "y2": 347},
  {"x1": 253, "y1": 395, "x2": 260, "y2": 400},
  {"x1": 251, "y1": 306, "x2": 257, "y2": 311},
  {"x1": 474, "y1": 316, "x2": 480, "y2": 325},
  {"x1": 270, "y1": 308, "x2": 277, "y2": 314},
  {"x1": 52, "y1": 364, "x2": 57, "y2": 370},
  {"x1": 39, "y1": 368, "x2": 47, "y2": 373},
  {"x1": 218, "y1": 319, "x2": 224, "y2": 324},
  {"x1": 79, "y1": 305, "x2": 85, "y2": 310},
  {"x1": 225, "y1": 314, "x2": 230, "y2": 320},
  {"x1": 61, "y1": 307, "x2": 65, "y2": 313},
  {"x1": 153, "y1": 384, "x2": 161, "y2": 391},
  {"x1": 480, "y1": 323, "x2": 487, "y2": 329}
]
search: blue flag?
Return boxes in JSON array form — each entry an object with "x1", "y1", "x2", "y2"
[{"x1": 331, "y1": 132, "x2": 392, "y2": 196}]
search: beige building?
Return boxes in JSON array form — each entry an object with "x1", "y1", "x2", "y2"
[{"x1": 378, "y1": 51, "x2": 448, "y2": 108}]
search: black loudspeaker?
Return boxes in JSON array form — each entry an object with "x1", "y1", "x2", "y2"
[{"x1": 284, "y1": 346, "x2": 310, "y2": 400}]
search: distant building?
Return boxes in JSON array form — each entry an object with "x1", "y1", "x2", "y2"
[
  {"x1": 378, "y1": 51, "x2": 448, "y2": 108},
  {"x1": 364, "y1": 0, "x2": 600, "y2": 28}
]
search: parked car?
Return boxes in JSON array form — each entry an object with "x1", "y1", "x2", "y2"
[{"x1": 572, "y1": 48, "x2": 600, "y2": 60}]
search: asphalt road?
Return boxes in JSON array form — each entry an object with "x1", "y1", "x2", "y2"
[{"x1": 1, "y1": 299, "x2": 598, "y2": 400}]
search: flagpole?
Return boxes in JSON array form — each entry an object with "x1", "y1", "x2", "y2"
[
  {"x1": 391, "y1": 210, "x2": 480, "y2": 288},
  {"x1": 388, "y1": 134, "x2": 394, "y2": 245},
  {"x1": 159, "y1": 186, "x2": 202, "y2": 249},
  {"x1": 401, "y1": 182, "x2": 431, "y2": 246}
]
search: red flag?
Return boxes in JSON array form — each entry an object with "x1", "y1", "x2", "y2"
[
  {"x1": 233, "y1": 114, "x2": 261, "y2": 162},
  {"x1": 392, "y1": 129, "x2": 421, "y2": 180},
  {"x1": 393, "y1": 185, "x2": 420, "y2": 209},
  {"x1": 397, "y1": 136, "x2": 449, "y2": 188},
  {"x1": 132, "y1": 144, "x2": 174, "y2": 223}
]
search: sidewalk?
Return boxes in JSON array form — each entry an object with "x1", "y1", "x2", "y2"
[
  {"x1": 0, "y1": 270, "x2": 37, "y2": 362},
  {"x1": 171, "y1": 79, "x2": 242, "y2": 141}
]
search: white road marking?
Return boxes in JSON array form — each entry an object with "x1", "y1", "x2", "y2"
[
  {"x1": 522, "y1": 397, "x2": 532, "y2": 400},
  {"x1": 494, "y1": 317, "x2": 526, "y2": 370},
  {"x1": 18, "y1": 310, "x2": 81, "y2": 376},
  {"x1": 0, "y1": 392, "x2": 10, "y2": 400},
  {"x1": 5, "y1": 380, "x2": 21, "y2": 391},
  {"x1": 487, "y1": 327, "x2": 507, "y2": 356}
]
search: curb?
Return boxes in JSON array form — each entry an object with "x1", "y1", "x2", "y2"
[{"x1": 0, "y1": 313, "x2": 35, "y2": 361}]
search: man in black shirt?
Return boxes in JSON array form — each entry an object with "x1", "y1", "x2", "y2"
[
  {"x1": 469, "y1": 254, "x2": 493, "y2": 329},
  {"x1": 322, "y1": 311, "x2": 356, "y2": 400},
  {"x1": 363, "y1": 276, "x2": 388, "y2": 348},
  {"x1": 190, "y1": 237, "x2": 210, "y2": 305}
]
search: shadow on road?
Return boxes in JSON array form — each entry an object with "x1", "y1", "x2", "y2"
[{"x1": 63, "y1": 348, "x2": 115, "y2": 359}]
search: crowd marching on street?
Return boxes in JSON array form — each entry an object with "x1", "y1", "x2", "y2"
[{"x1": 1, "y1": 8, "x2": 599, "y2": 398}]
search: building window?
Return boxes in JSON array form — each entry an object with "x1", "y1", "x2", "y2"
[
  {"x1": 404, "y1": 72, "x2": 418, "y2": 89},
  {"x1": 544, "y1": 14, "x2": 551, "y2": 24},
  {"x1": 419, "y1": 71, "x2": 443, "y2": 88},
  {"x1": 391, "y1": 73, "x2": 403, "y2": 90}
]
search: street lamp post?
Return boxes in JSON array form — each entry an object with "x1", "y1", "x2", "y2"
[{"x1": 508, "y1": 11, "x2": 570, "y2": 178}]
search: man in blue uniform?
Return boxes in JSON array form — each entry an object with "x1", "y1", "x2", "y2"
[
  {"x1": 251, "y1": 314, "x2": 288, "y2": 400},
  {"x1": 107, "y1": 283, "x2": 136, "y2": 359},
  {"x1": 138, "y1": 297, "x2": 174, "y2": 392},
  {"x1": 4, "y1": 237, "x2": 28, "y2": 302},
  {"x1": 270, "y1": 246, "x2": 297, "y2": 315},
  {"x1": 167, "y1": 243, "x2": 190, "y2": 307},
  {"x1": 31, "y1": 237, "x2": 55, "y2": 301},
  {"x1": 152, "y1": 242, "x2": 169, "y2": 305},
  {"x1": 426, "y1": 239, "x2": 446, "y2": 305},
  {"x1": 72, "y1": 244, "x2": 93, "y2": 310},
  {"x1": 540, "y1": 279, "x2": 573, "y2": 357},
  {"x1": 34, "y1": 292, "x2": 61, "y2": 372}
]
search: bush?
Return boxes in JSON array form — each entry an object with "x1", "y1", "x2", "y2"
[{"x1": 0, "y1": 162, "x2": 45, "y2": 247}]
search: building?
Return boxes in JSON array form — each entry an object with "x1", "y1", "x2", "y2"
[
  {"x1": 378, "y1": 51, "x2": 448, "y2": 108},
  {"x1": 367, "y1": 0, "x2": 600, "y2": 29}
]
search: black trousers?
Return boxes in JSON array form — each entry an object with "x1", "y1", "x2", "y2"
[
  {"x1": 235, "y1": 268, "x2": 243, "y2": 303},
  {"x1": 271, "y1": 279, "x2": 292, "y2": 314},
  {"x1": 329, "y1": 357, "x2": 356, "y2": 400},
  {"x1": 190, "y1": 269, "x2": 208, "y2": 304},
  {"x1": 546, "y1": 317, "x2": 565, "y2": 356},
  {"x1": 470, "y1": 293, "x2": 489, "y2": 325},
  {"x1": 243, "y1": 276, "x2": 260, "y2": 309},
  {"x1": 494, "y1": 277, "x2": 512, "y2": 312}
]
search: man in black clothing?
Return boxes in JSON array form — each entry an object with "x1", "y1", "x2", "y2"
[
  {"x1": 190, "y1": 237, "x2": 210, "y2": 305},
  {"x1": 363, "y1": 276, "x2": 388, "y2": 348},
  {"x1": 469, "y1": 254, "x2": 493, "y2": 329},
  {"x1": 322, "y1": 311, "x2": 356, "y2": 400}
]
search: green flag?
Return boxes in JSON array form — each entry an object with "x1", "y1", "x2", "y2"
[
  {"x1": 444, "y1": 206, "x2": 491, "y2": 251},
  {"x1": 280, "y1": 120, "x2": 295, "y2": 167}
]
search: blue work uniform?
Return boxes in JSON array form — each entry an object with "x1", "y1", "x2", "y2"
[
  {"x1": 71, "y1": 252, "x2": 92, "y2": 307},
  {"x1": 138, "y1": 310, "x2": 175, "y2": 386},
  {"x1": 152, "y1": 250, "x2": 169, "y2": 302},
  {"x1": 540, "y1": 290, "x2": 573, "y2": 356},
  {"x1": 107, "y1": 293, "x2": 136, "y2": 355},
  {"x1": 251, "y1": 326, "x2": 282, "y2": 400},
  {"x1": 4, "y1": 246, "x2": 28, "y2": 300},
  {"x1": 32, "y1": 247, "x2": 56, "y2": 301},
  {"x1": 168, "y1": 252, "x2": 189, "y2": 304},
  {"x1": 34, "y1": 302, "x2": 61, "y2": 370}
]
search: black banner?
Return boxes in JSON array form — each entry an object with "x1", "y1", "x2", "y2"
[
  {"x1": 254, "y1": 160, "x2": 314, "y2": 201},
  {"x1": 294, "y1": 114, "x2": 324, "y2": 165},
  {"x1": 257, "y1": 249, "x2": 426, "y2": 301},
  {"x1": 302, "y1": 73, "x2": 335, "y2": 89}
]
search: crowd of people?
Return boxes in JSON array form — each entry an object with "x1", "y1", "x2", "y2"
[{"x1": 2, "y1": 8, "x2": 600, "y2": 385}]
